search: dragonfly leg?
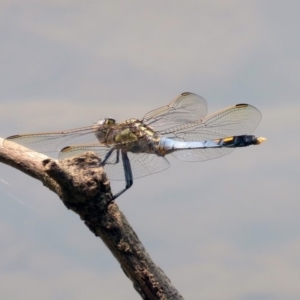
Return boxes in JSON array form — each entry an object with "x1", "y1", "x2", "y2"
[
  {"x1": 111, "y1": 151, "x2": 133, "y2": 200},
  {"x1": 122, "y1": 151, "x2": 133, "y2": 189},
  {"x1": 100, "y1": 148, "x2": 115, "y2": 166},
  {"x1": 114, "y1": 150, "x2": 120, "y2": 164}
]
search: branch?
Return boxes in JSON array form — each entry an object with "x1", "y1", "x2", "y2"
[{"x1": 0, "y1": 138, "x2": 184, "y2": 300}]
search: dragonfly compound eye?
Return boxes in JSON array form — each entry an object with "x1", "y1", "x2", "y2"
[
  {"x1": 96, "y1": 118, "x2": 116, "y2": 125},
  {"x1": 106, "y1": 118, "x2": 116, "y2": 125}
]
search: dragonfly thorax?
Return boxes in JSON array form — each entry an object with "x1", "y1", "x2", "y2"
[{"x1": 97, "y1": 118, "x2": 159, "y2": 153}]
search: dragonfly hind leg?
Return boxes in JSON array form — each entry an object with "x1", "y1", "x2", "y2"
[
  {"x1": 111, "y1": 151, "x2": 133, "y2": 200},
  {"x1": 98, "y1": 148, "x2": 120, "y2": 201}
]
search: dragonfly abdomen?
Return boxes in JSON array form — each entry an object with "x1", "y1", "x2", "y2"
[{"x1": 157, "y1": 135, "x2": 266, "y2": 155}]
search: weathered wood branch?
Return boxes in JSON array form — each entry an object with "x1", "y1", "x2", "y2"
[{"x1": 0, "y1": 137, "x2": 184, "y2": 300}]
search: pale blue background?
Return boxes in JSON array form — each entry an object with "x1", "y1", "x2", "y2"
[{"x1": 0, "y1": 1, "x2": 299, "y2": 299}]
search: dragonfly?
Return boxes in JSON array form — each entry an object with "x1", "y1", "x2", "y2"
[{"x1": 4, "y1": 92, "x2": 266, "y2": 200}]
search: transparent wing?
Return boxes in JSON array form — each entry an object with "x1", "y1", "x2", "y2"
[
  {"x1": 125, "y1": 152, "x2": 170, "y2": 180},
  {"x1": 168, "y1": 103, "x2": 262, "y2": 161},
  {"x1": 171, "y1": 147, "x2": 234, "y2": 162},
  {"x1": 58, "y1": 144, "x2": 112, "y2": 161},
  {"x1": 59, "y1": 144, "x2": 170, "y2": 180},
  {"x1": 162, "y1": 103, "x2": 261, "y2": 140},
  {"x1": 142, "y1": 92, "x2": 207, "y2": 131},
  {"x1": 3, "y1": 125, "x2": 100, "y2": 154}
]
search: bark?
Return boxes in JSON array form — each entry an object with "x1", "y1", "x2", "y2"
[{"x1": 0, "y1": 137, "x2": 184, "y2": 300}]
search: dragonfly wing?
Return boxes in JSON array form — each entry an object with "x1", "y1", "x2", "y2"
[
  {"x1": 59, "y1": 145, "x2": 170, "y2": 181},
  {"x1": 164, "y1": 103, "x2": 262, "y2": 140},
  {"x1": 142, "y1": 92, "x2": 207, "y2": 131},
  {"x1": 126, "y1": 152, "x2": 170, "y2": 179},
  {"x1": 59, "y1": 144, "x2": 124, "y2": 180},
  {"x1": 171, "y1": 147, "x2": 234, "y2": 162},
  {"x1": 58, "y1": 144, "x2": 112, "y2": 160},
  {"x1": 100, "y1": 152, "x2": 170, "y2": 181},
  {"x1": 3, "y1": 125, "x2": 99, "y2": 154},
  {"x1": 169, "y1": 103, "x2": 262, "y2": 162}
]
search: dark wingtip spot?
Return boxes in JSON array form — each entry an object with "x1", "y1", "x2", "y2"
[
  {"x1": 61, "y1": 146, "x2": 71, "y2": 152},
  {"x1": 181, "y1": 92, "x2": 192, "y2": 96},
  {"x1": 236, "y1": 103, "x2": 248, "y2": 108},
  {"x1": 7, "y1": 135, "x2": 22, "y2": 140}
]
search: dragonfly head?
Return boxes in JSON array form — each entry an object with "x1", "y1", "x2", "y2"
[{"x1": 94, "y1": 118, "x2": 116, "y2": 143}]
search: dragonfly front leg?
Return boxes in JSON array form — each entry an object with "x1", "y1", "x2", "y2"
[{"x1": 111, "y1": 151, "x2": 133, "y2": 200}]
